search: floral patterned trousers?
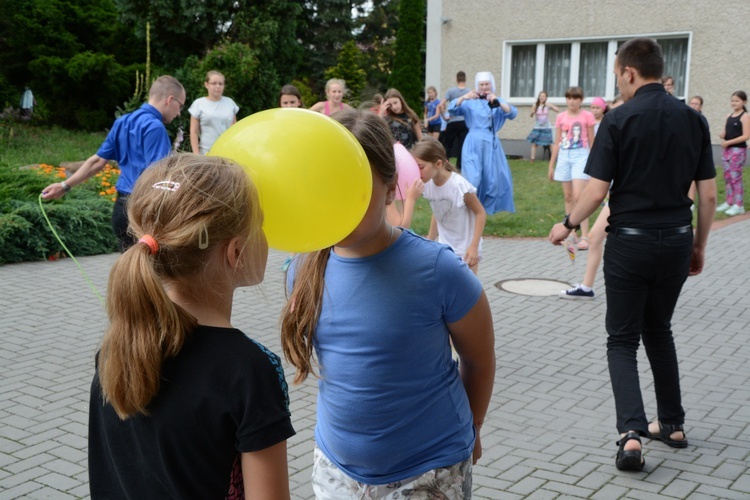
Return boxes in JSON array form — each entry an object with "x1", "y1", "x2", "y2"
[
  {"x1": 311, "y1": 446, "x2": 473, "y2": 499},
  {"x1": 722, "y1": 147, "x2": 746, "y2": 205}
]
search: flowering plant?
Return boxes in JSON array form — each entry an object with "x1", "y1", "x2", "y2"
[{"x1": 36, "y1": 163, "x2": 120, "y2": 201}]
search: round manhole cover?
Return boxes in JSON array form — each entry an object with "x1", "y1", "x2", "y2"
[{"x1": 495, "y1": 278, "x2": 571, "y2": 296}]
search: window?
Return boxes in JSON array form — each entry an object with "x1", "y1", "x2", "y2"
[
  {"x1": 504, "y1": 35, "x2": 690, "y2": 102},
  {"x1": 659, "y1": 38, "x2": 689, "y2": 96},
  {"x1": 510, "y1": 45, "x2": 535, "y2": 97},
  {"x1": 543, "y1": 44, "x2": 571, "y2": 97},
  {"x1": 579, "y1": 42, "x2": 608, "y2": 97}
]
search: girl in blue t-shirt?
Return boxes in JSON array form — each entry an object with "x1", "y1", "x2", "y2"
[
  {"x1": 281, "y1": 109, "x2": 495, "y2": 498},
  {"x1": 424, "y1": 85, "x2": 443, "y2": 138}
]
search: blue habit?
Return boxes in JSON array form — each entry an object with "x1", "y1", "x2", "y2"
[{"x1": 448, "y1": 98, "x2": 517, "y2": 214}]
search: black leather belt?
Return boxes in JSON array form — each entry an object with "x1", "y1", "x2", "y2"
[
  {"x1": 116, "y1": 191, "x2": 129, "y2": 200},
  {"x1": 608, "y1": 225, "x2": 692, "y2": 236}
]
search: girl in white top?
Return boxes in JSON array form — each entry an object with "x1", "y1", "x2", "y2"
[
  {"x1": 189, "y1": 71, "x2": 239, "y2": 154},
  {"x1": 412, "y1": 138, "x2": 486, "y2": 275}
]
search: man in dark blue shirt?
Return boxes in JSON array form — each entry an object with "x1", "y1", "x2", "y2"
[
  {"x1": 549, "y1": 37, "x2": 716, "y2": 472},
  {"x1": 42, "y1": 76, "x2": 185, "y2": 251}
]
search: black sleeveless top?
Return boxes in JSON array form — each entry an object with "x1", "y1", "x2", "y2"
[{"x1": 724, "y1": 111, "x2": 747, "y2": 148}]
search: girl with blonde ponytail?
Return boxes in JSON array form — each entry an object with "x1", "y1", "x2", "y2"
[
  {"x1": 281, "y1": 109, "x2": 496, "y2": 498},
  {"x1": 89, "y1": 153, "x2": 294, "y2": 499}
]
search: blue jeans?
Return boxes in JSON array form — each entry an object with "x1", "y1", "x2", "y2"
[{"x1": 603, "y1": 229, "x2": 693, "y2": 434}]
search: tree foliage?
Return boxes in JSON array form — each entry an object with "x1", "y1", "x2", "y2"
[
  {"x1": 388, "y1": 0, "x2": 425, "y2": 112},
  {"x1": 0, "y1": 0, "x2": 141, "y2": 129},
  {"x1": 355, "y1": 0, "x2": 400, "y2": 94},
  {"x1": 113, "y1": 0, "x2": 241, "y2": 69},
  {"x1": 296, "y1": 0, "x2": 367, "y2": 94},
  {"x1": 324, "y1": 41, "x2": 367, "y2": 105},
  {"x1": 0, "y1": 0, "x2": 402, "y2": 130}
]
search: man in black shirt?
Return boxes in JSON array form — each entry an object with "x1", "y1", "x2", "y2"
[{"x1": 549, "y1": 37, "x2": 716, "y2": 471}]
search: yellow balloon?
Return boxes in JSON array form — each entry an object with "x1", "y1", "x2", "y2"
[{"x1": 209, "y1": 108, "x2": 372, "y2": 252}]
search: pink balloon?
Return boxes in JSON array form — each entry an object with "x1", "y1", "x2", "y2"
[{"x1": 393, "y1": 143, "x2": 420, "y2": 200}]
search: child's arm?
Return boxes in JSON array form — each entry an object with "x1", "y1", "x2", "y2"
[
  {"x1": 462, "y1": 193, "x2": 486, "y2": 268},
  {"x1": 448, "y1": 292, "x2": 495, "y2": 464},
  {"x1": 413, "y1": 121, "x2": 423, "y2": 141},
  {"x1": 426, "y1": 100, "x2": 441, "y2": 122},
  {"x1": 587, "y1": 124, "x2": 595, "y2": 148},
  {"x1": 549, "y1": 103, "x2": 561, "y2": 112},
  {"x1": 400, "y1": 178, "x2": 424, "y2": 229},
  {"x1": 241, "y1": 440, "x2": 290, "y2": 499},
  {"x1": 190, "y1": 116, "x2": 201, "y2": 154},
  {"x1": 548, "y1": 126, "x2": 561, "y2": 180},
  {"x1": 427, "y1": 214, "x2": 438, "y2": 240}
]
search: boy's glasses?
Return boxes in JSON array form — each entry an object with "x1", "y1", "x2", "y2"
[{"x1": 173, "y1": 96, "x2": 184, "y2": 112}]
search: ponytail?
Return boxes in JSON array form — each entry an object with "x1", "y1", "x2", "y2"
[
  {"x1": 99, "y1": 243, "x2": 196, "y2": 419},
  {"x1": 96, "y1": 153, "x2": 262, "y2": 419},
  {"x1": 280, "y1": 250, "x2": 331, "y2": 383},
  {"x1": 280, "y1": 109, "x2": 396, "y2": 384}
]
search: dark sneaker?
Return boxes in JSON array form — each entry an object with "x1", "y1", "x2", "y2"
[{"x1": 559, "y1": 284, "x2": 595, "y2": 300}]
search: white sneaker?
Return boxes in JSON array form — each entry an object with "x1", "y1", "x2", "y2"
[
  {"x1": 716, "y1": 202, "x2": 731, "y2": 212},
  {"x1": 725, "y1": 204, "x2": 746, "y2": 216}
]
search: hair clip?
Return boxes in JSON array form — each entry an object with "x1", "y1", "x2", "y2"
[
  {"x1": 198, "y1": 224, "x2": 209, "y2": 249},
  {"x1": 152, "y1": 181, "x2": 181, "y2": 192}
]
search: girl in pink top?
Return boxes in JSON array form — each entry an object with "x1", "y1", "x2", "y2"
[
  {"x1": 548, "y1": 86, "x2": 596, "y2": 250},
  {"x1": 310, "y1": 79, "x2": 353, "y2": 116}
]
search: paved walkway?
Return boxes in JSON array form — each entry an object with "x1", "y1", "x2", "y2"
[{"x1": 1, "y1": 219, "x2": 748, "y2": 499}]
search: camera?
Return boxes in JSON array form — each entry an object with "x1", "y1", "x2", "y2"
[{"x1": 476, "y1": 93, "x2": 487, "y2": 100}]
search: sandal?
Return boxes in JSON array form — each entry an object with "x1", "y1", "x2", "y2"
[
  {"x1": 647, "y1": 421, "x2": 688, "y2": 449},
  {"x1": 616, "y1": 431, "x2": 645, "y2": 471},
  {"x1": 577, "y1": 237, "x2": 589, "y2": 251}
]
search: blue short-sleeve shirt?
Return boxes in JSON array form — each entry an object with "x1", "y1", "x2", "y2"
[{"x1": 96, "y1": 103, "x2": 171, "y2": 194}]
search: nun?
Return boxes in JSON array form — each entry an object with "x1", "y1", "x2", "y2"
[{"x1": 447, "y1": 71, "x2": 517, "y2": 214}]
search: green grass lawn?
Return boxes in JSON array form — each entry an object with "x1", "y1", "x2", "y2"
[
  {"x1": 0, "y1": 123, "x2": 106, "y2": 169},
  {"x1": 408, "y1": 158, "x2": 738, "y2": 238},
  {"x1": 0, "y1": 123, "x2": 740, "y2": 240},
  {"x1": 408, "y1": 160, "x2": 600, "y2": 238}
]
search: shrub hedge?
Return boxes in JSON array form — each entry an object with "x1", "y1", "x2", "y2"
[{"x1": 0, "y1": 165, "x2": 118, "y2": 265}]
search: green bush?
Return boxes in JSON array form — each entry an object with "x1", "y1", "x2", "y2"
[
  {"x1": 0, "y1": 195, "x2": 117, "y2": 264},
  {"x1": 0, "y1": 154, "x2": 119, "y2": 264}
]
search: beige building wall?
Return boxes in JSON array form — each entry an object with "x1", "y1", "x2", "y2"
[{"x1": 431, "y1": 0, "x2": 750, "y2": 152}]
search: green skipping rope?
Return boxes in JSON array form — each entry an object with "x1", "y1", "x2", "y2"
[{"x1": 38, "y1": 193, "x2": 106, "y2": 306}]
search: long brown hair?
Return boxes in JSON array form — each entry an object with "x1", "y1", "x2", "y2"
[
  {"x1": 98, "y1": 153, "x2": 263, "y2": 419},
  {"x1": 383, "y1": 88, "x2": 421, "y2": 127},
  {"x1": 531, "y1": 90, "x2": 548, "y2": 117},
  {"x1": 280, "y1": 109, "x2": 396, "y2": 384}
]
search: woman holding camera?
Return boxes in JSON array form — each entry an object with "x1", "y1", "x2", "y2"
[{"x1": 448, "y1": 71, "x2": 517, "y2": 215}]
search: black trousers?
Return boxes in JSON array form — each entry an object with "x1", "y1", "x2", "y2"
[
  {"x1": 439, "y1": 121, "x2": 469, "y2": 169},
  {"x1": 111, "y1": 194, "x2": 135, "y2": 252},
  {"x1": 603, "y1": 228, "x2": 693, "y2": 434}
]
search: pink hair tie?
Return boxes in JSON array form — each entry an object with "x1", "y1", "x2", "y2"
[{"x1": 138, "y1": 235, "x2": 159, "y2": 255}]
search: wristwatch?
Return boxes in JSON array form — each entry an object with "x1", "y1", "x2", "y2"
[
  {"x1": 61, "y1": 181, "x2": 71, "y2": 193},
  {"x1": 562, "y1": 214, "x2": 580, "y2": 231}
]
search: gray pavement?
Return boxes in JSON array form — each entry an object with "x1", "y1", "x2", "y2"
[{"x1": 1, "y1": 219, "x2": 749, "y2": 499}]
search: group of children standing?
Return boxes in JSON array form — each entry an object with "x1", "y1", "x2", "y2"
[{"x1": 89, "y1": 65, "x2": 498, "y2": 497}]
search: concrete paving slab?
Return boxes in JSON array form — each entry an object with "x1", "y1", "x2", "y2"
[{"x1": 1, "y1": 219, "x2": 748, "y2": 498}]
